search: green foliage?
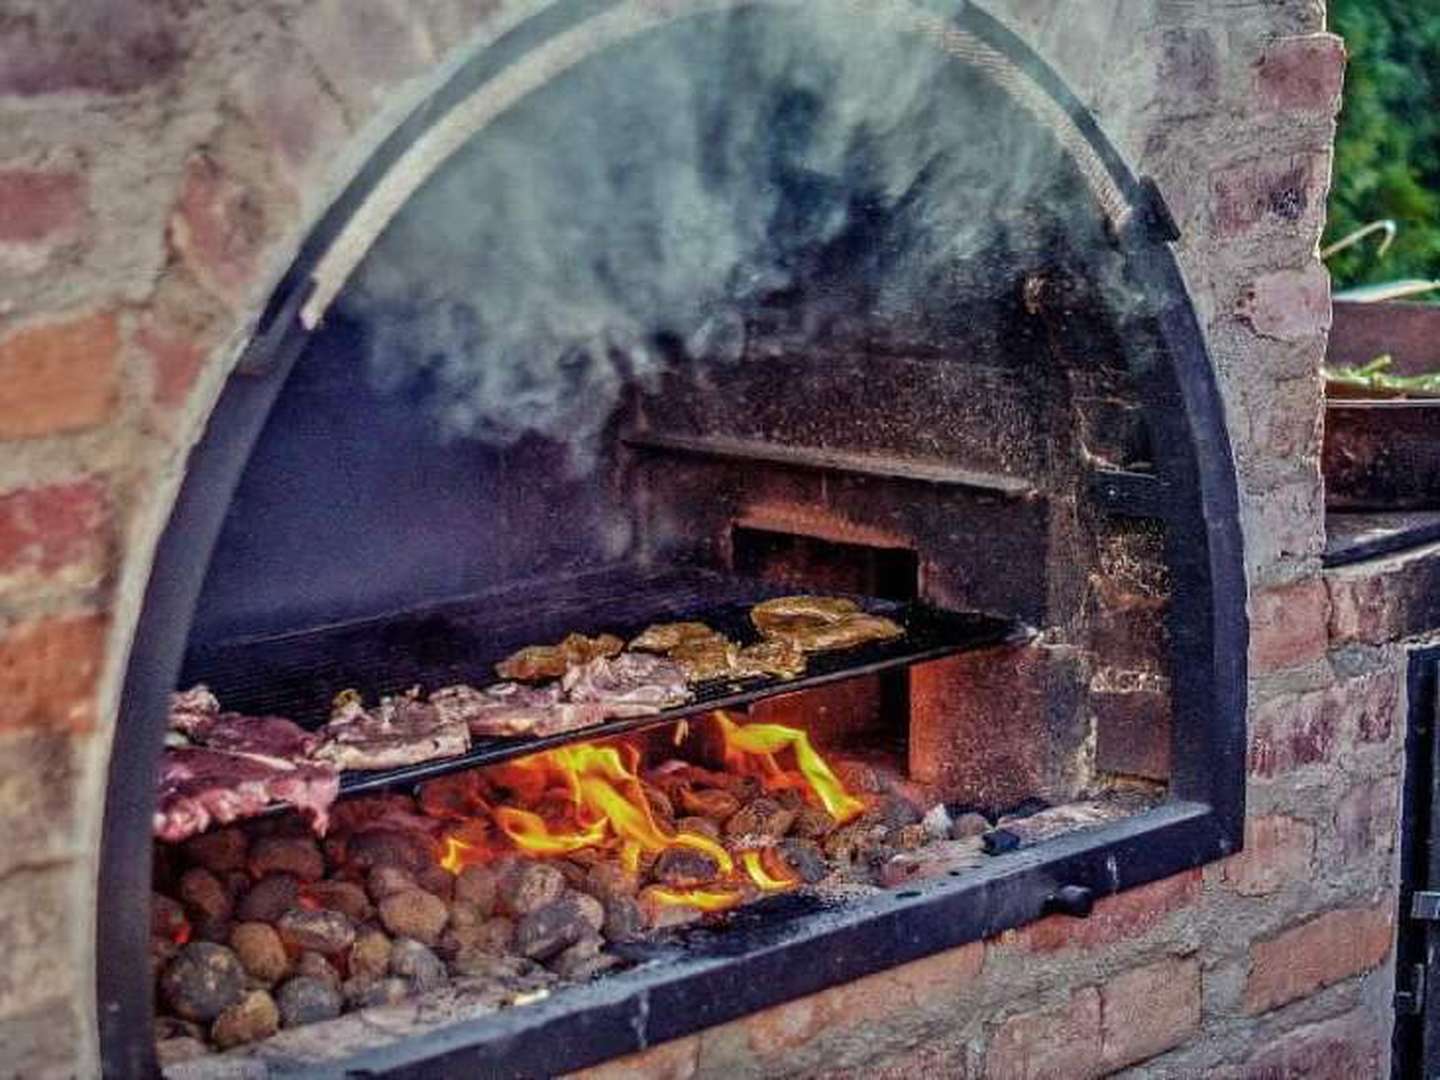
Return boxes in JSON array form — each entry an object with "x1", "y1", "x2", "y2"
[{"x1": 1326, "y1": 0, "x2": 1440, "y2": 290}]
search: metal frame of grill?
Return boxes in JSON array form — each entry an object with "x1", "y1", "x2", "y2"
[{"x1": 97, "y1": 4, "x2": 1247, "y2": 1075}]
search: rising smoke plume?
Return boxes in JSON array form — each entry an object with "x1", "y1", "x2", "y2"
[{"x1": 339, "y1": 1, "x2": 1106, "y2": 471}]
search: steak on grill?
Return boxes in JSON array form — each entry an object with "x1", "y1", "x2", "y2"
[
  {"x1": 430, "y1": 682, "x2": 607, "y2": 738},
  {"x1": 155, "y1": 747, "x2": 339, "y2": 842},
  {"x1": 561, "y1": 652, "x2": 691, "y2": 717},
  {"x1": 314, "y1": 693, "x2": 471, "y2": 771},
  {"x1": 496, "y1": 632, "x2": 625, "y2": 682}
]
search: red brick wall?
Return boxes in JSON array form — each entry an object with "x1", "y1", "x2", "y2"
[{"x1": 0, "y1": 1, "x2": 1389, "y2": 1076}]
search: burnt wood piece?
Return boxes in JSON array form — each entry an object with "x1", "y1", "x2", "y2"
[
  {"x1": 182, "y1": 567, "x2": 1031, "y2": 805},
  {"x1": 1324, "y1": 401, "x2": 1440, "y2": 511},
  {"x1": 1324, "y1": 512, "x2": 1440, "y2": 568}
]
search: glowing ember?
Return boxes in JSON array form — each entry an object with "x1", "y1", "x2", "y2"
[{"x1": 713, "y1": 711, "x2": 865, "y2": 823}]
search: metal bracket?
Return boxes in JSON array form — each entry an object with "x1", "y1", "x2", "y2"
[
  {"x1": 1396, "y1": 962, "x2": 1428, "y2": 1017},
  {"x1": 1411, "y1": 892, "x2": 1440, "y2": 921}
]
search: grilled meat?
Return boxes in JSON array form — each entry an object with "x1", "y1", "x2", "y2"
[
  {"x1": 314, "y1": 692, "x2": 470, "y2": 771},
  {"x1": 496, "y1": 632, "x2": 624, "y2": 681},
  {"x1": 760, "y1": 611, "x2": 904, "y2": 652},
  {"x1": 629, "y1": 622, "x2": 718, "y2": 653},
  {"x1": 750, "y1": 596, "x2": 860, "y2": 633},
  {"x1": 430, "y1": 682, "x2": 607, "y2": 739},
  {"x1": 155, "y1": 747, "x2": 339, "y2": 842},
  {"x1": 169, "y1": 685, "x2": 222, "y2": 737},
  {"x1": 735, "y1": 637, "x2": 807, "y2": 678},
  {"x1": 561, "y1": 652, "x2": 692, "y2": 717}
]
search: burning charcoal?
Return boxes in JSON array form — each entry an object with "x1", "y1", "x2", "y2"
[
  {"x1": 302, "y1": 881, "x2": 373, "y2": 923},
  {"x1": 236, "y1": 873, "x2": 300, "y2": 923},
  {"x1": 724, "y1": 797, "x2": 796, "y2": 840},
  {"x1": 868, "y1": 795, "x2": 922, "y2": 831},
  {"x1": 296, "y1": 951, "x2": 342, "y2": 991},
  {"x1": 640, "y1": 782, "x2": 675, "y2": 822},
  {"x1": 344, "y1": 829, "x2": 434, "y2": 875},
  {"x1": 192, "y1": 915, "x2": 234, "y2": 946},
  {"x1": 601, "y1": 896, "x2": 646, "y2": 944},
  {"x1": 275, "y1": 976, "x2": 343, "y2": 1028},
  {"x1": 155, "y1": 1037, "x2": 209, "y2": 1067},
  {"x1": 451, "y1": 946, "x2": 530, "y2": 979},
  {"x1": 791, "y1": 806, "x2": 838, "y2": 840},
  {"x1": 416, "y1": 863, "x2": 456, "y2": 902},
  {"x1": 178, "y1": 867, "x2": 233, "y2": 926},
  {"x1": 547, "y1": 933, "x2": 617, "y2": 980},
  {"x1": 674, "y1": 816, "x2": 721, "y2": 842},
  {"x1": 379, "y1": 889, "x2": 450, "y2": 946},
  {"x1": 822, "y1": 824, "x2": 888, "y2": 866},
  {"x1": 442, "y1": 907, "x2": 517, "y2": 958},
  {"x1": 637, "y1": 887, "x2": 705, "y2": 931},
  {"x1": 161, "y1": 942, "x2": 248, "y2": 1022},
  {"x1": 229, "y1": 922, "x2": 289, "y2": 985},
  {"x1": 211, "y1": 989, "x2": 279, "y2": 1049},
  {"x1": 497, "y1": 861, "x2": 566, "y2": 917},
  {"x1": 453, "y1": 865, "x2": 498, "y2": 915},
  {"x1": 677, "y1": 787, "x2": 740, "y2": 821},
  {"x1": 389, "y1": 938, "x2": 447, "y2": 993},
  {"x1": 152, "y1": 893, "x2": 189, "y2": 942},
  {"x1": 343, "y1": 976, "x2": 410, "y2": 1010},
  {"x1": 366, "y1": 865, "x2": 419, "y2": 903},
  {"x1": 949, "y1": 812, "x2": 991, "y2": 840},
  {"x1": 182, "y1": 827, "x2": 249, "y2": 874},
  {"x1": 349, "y1": 928, "x2": 393, "y2": 981},
  {"x1": 329, "y1": 793, "x2": 423, "y2": 835},
  {"x1": 248, "y1": 835, "x2": 325, "y2": 882},
  {"x1": 514, "y1": 892, "x2": 604, "y2": 961},
  {"x1": 276, "y1": 908, "x2": 356, "y2": 956},
  {"x1": 578, "y1": 864, "x2": 636, "y2": 904},
  {"x1": 417, "y1": 770, "x2": 487, "y2": 820},
  {"x1": 554, "y1": 859, "x2": 591, "y2": 892},
  {"x1": 652, "y1": 847, "x2": 721, "y2": 889},
  {"x1": 770, "y1": 838, "x2": 829, "y2": 885}
]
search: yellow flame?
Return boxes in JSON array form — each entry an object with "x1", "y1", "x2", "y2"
[
  {"x1": 494, "y1": 806, "x2": 608, "y2": 854},
  {"x1": 440, "y1": 835, "x2": 475, "y2": 874},
  {"x1": 714, "y1": 711, "x2": 864, "y2": 823},
  {"x1": 742, "y1": 850, "x2": 797, "y2": 892},
  {"x1": 646, "y1": 886, "x2": 745, "y2": 912}
]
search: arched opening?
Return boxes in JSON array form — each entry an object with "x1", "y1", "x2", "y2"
[{"x1": 102, "y1": 4, "x2": 1244, "y2": 1074}]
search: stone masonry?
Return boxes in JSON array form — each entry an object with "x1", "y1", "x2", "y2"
[{"x1": 0, "y1": 1, "x2": 1401, "y2": 1076}]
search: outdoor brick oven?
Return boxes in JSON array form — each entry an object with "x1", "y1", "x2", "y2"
[{"x1": 0, "y1": 2, "x2": 1401, "y2": 1078}]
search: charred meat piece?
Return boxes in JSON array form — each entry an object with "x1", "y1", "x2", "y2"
[
  {"x1": 561, "y1": 653, "x2": 692, "y2": 718},
  {"x1": 496, "y1": 633, "x2": 624, "y2": 682},
  {"x1": 750, "y1": 596, "x2": 860, "y2": 634},
  {"x1": 430, "y1": 682, "x2": 607, "y2": 739},
  {"x1": 628, "y1": 622, "x2": 718, "y2": 653},
  {"x1": 734, "y1": 637, "x2": 807, "y2": 678},
  {"x1": 314, "y1": 693, "x2": 470, "y2": 771},
  {"x1": 761, "y1": 612, "x2": 904, "y2": 652},
  {"x1": 751, "y1": 596, "x2": 903, "y2": 654},
  {"x1": 155, "y1": 748, "x2": 339, "y2": 842},
  {"x1": 666, "y1": 636, "x2": 742, "y2": 683}
]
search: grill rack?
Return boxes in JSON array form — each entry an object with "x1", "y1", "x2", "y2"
[{"x1": 180, "y1": 566, "x2": 1033, "y2": 798}]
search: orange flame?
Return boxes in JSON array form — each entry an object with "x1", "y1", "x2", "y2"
[
  {"x1": 434, "y1": 714, "x2": 855, "y2": 913},
  {"x1": 714, "y1": 711, "x2": 865, "y2": 823}
]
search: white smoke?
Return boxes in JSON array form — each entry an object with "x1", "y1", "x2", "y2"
[{"x1": 339, "y1": 2, "x2": 1104, "y2": 470}]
